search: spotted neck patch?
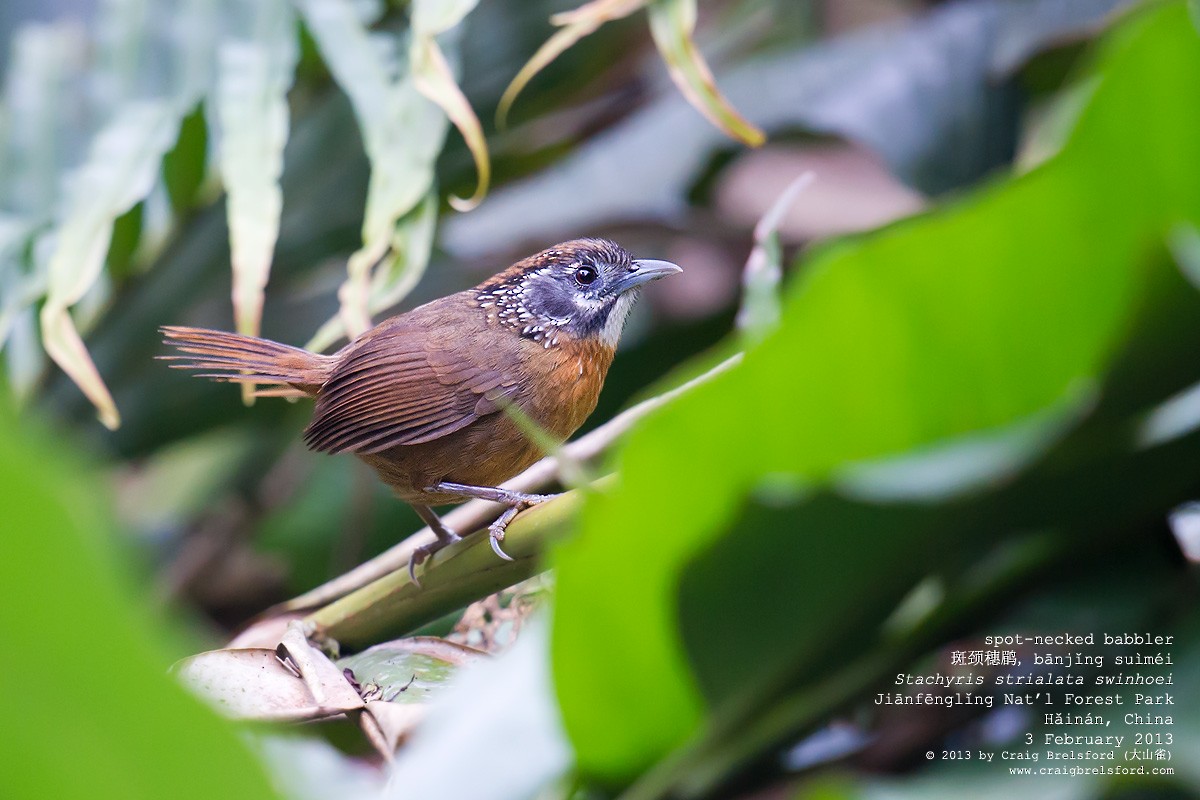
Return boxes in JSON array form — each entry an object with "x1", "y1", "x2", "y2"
[{"x1": 476, "y1": 269, "x2": 571, "y2": 349}]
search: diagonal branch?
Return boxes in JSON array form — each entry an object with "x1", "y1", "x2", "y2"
[
  {"x1": 272, "y1": 352, "x2": 742, "y2": 616},
  {"x1": 304, "y1": 484, "x2": 593, "y2": 649}
]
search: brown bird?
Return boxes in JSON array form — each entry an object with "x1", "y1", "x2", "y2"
[{"x1": 162, "y1": 238, "x2": 680, "y2": 580}]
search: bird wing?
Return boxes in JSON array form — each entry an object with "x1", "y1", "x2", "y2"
[{"x1": 303, "y1": 313, "x2": 520, "y2": 455}]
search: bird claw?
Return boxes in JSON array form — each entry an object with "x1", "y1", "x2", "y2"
[
  {"x1": 488, "y1": 505, "x2": 521, "y2": 562},
  {"x1": 490, "y1": 530, "x2": 515, "y2": 561},
  {"x1": 486, "y1": 493, "x2": 558, "y2": 562},
  {"x1": 407, "y1": 529, "x2": 461, "y2": 586},
  {"x1": 416, "y1": 483, "x2": 561, "y2": 569},
  {"x1": 407, "y1": 551, "x2": 423, "y2": 586}
]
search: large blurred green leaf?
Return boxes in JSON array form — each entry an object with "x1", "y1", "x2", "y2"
[
  {"x1": 551, "y1": 2, "x2": 1200, "y2": 784},
  {"x1": 0, "y1": 404, "x2": 277, "y2": 798}
]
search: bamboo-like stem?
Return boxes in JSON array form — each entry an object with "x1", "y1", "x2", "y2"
[
  {"x1": 305, "y1": 487, "x2": 587, "y2": 648},
  {"x1": 275, "y1": 352, "x2": 742, "y2": 615}
]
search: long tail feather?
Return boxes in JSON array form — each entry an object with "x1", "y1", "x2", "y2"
[{"x1": 160, "y1": 326, "x2": 332, "y2": 396}]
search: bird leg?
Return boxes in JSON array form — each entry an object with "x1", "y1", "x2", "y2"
[
  {"x1": 426, "y1": 481, "x2": 560, "y2": 562},
  {"x1": 408, "y1": 504, "x2": 461, "y2": 584}
]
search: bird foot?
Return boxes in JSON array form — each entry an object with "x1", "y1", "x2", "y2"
[
  {"x1": 486, "y1": 493, "x2": 556, "y2": 561},
  {"x1": 422, "y1": 482, "x2": 561, "y2": 564},
  {"x1": 407, "y1": 529, "x2": 461, "y2": 586}
]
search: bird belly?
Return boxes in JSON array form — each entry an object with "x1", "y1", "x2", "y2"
[{"x1": 358, "y1": 416, "x2": 545, "y2": 505}]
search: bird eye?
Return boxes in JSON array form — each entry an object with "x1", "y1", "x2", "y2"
[{"x1": 574, "y1": 265, "x2": 598, "y2": 285}]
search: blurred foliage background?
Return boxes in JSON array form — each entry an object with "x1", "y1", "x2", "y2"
[{"x1": 2, "y1": 0, "x2": 1199, "y2": 798}]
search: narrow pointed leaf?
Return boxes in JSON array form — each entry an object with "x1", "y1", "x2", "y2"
[
  {"x1": 412, "y1": 36, "x2": 489, "y2": 211},
  {"x1": 215, "y1": 0, "x2": 297, "y2": 345},
  {"x1": 305, "y1": 190, "x2": 438, "y2": 353},
  {"x1": 736, "y1": 172, "x2": 814, "y2": 341},
  {"x1": 39, "y1": 101, "x2": 179, "y2": 428},
  {"x1": 646, "y1": 0, "x2": 764, "y2": 147},
  {"x1": 411, "y1": 0, "x2": 480, "y2": 37},
  {"x1": 1, "y1": 24, "x2": 84, "y2": 218},
  {"x1": 295, "y1": 0, "x2": 448, "y2": 344},
  {"x1": 215, "y1": 0, "x2": 298, "y2": 403},
  {"x1": 368, "y1": 191, "x2": 438, "y2": 312},
  {"x1": 497, "y1": 0, "x2": 648, "y2": 126}
]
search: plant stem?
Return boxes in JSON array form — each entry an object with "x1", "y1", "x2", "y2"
[
  {"x1": 276, "y1": 352, "x2": 742, "y2": 615},
  {"x1": 305, "y1": 489, "x2": 586, "y2": 649}
]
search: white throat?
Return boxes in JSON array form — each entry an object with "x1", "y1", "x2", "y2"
[{"x1": 599, "y1": 291, "x2": 638, "y2": 348}]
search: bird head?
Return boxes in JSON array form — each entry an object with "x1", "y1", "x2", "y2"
[{"x1": 476, "y1": 238, "x2": 682, "y2": 349}]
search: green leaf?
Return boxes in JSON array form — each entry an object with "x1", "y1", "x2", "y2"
[
  {"x1": 736, "y1": 172, "x2": 813, "y2": 342},
  {"x1": 550, "y1": 2, "x2": 1200, "y2": 783},
  {"x1": 0, "y1": 23, "x2": 84, "y2": 218},
  {"x1": 337, "y1": 637, "x2": 485, "y2": 704},
  {"x1": 646, "y1": 0, "x2": 764, "y2": 147},
  {"x1": 294, "y1": 0, "x2": 453, "y2": 347},
  {"x1": 677, "y1": 493, "x2": 947, "y2": 704},
  {"x1": 39, "y1": 100, "x2": 180, "y2": 429},
  {"x1": 2, "y1": 0, "x2": 226, "y2": 426},
  {"x1": 214, "y1": 0, "x2": 298, "y2": 343},
  {"x1": 411, "y1": 0, "x2": 480, "y2": 37},
  {"x1": 366, "y1": 191, "x2": 438, "y2": 313},
  {"x1": 94, "y1": 0, "x2": 153, "y2": 106},
  {"x1": 305, "y1": 190, "x2": 438, "y2": 354},
  {"x1": 497, "y1": 0, "x2": 649, "y2": 127},
  {"x1": 0, "y1": 402, "x2": 278, "y2": 798}
]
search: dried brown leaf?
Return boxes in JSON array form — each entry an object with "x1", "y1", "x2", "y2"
[
  {"x1": 360, "y1": 700, "x2": 427, "y2": 759},
  {"x1": 175, "y1": 647, "x2": 362, "y2": 721}
]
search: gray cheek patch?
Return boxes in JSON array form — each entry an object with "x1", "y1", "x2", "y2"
[{"x1": 525, "y1": 280, "x2": 577, "y2": 322}]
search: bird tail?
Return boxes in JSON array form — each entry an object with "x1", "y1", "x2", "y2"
[{"x1": 160, "y1": 326, "x2": 333, "y2": 397}]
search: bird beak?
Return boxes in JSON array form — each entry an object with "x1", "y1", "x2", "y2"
[{"x1": 611, "y1": 259, "x2": 683, "y2": 295}]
